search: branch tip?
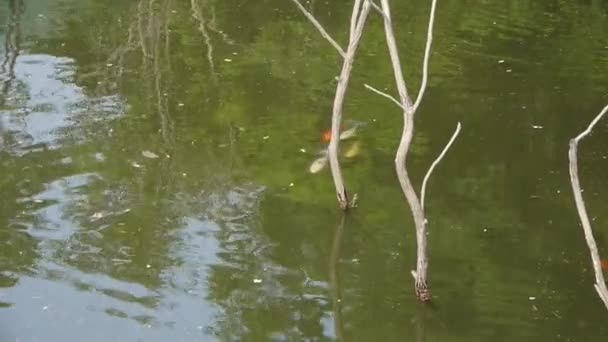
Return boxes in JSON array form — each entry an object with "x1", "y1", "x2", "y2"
[{"x1": 420, "y1": 122, "x2": 462, "y2": 210}]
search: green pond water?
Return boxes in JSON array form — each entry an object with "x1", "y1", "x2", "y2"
[{"x1": 1, "y1": 0, "x2": 608, "y2": 341}]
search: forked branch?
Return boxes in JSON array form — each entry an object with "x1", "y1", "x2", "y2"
[
  {"x1": 328, "y1": 1, "x2": 371, "y2": 209},
  {"x1": 412, "y1": 0, "x2": 438, "y2": 113},
  {"x1": 568, "y1": 104, "x2": 608, "y2": 310},
  {"x1": 373, "y1": 0, "x2": 441, "y2": 301},
  {"x1": 290, "y1": 0, "x2": 372, "y2": 209},
  {"x1": 364, "y1": 83, "x2": 405, "y2": 111}
]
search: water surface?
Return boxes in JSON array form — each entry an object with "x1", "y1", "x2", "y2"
[{"x1": 1, "y1": 0, "x2": 608, "y2": 341}]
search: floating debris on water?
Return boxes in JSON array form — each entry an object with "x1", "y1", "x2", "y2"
[
  {"x1": 142, "y1": 150, "x2": 160, "y2": 159},
  {"x1": 90, "y1": 212, "x2": 104, "y2": 220}
]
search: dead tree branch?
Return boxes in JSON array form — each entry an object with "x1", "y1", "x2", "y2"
[
  {"x1": 368, "y1": 1, "x2": 385, "y2": 17},
  {"x1": 374, "y1": 0, "x2": 441, "y2": 301},
  {"x1": 364, "y1": 83, "x2": 405, "y2": 111},
  {"x1": 291, "y1": 0, "x2": 371, "y2": 209},
  {"x1": 289, "y1": 0, "x2": 346, "y2": 57},
  {"x1": 412, "y1": 0, "x2": 438, "y2": 113},
  {"x1": 328, "y1": 1, "x2": 371, "y2": 209},
  {"x1": 290, "y1": 0, "x2": 457, "y2": 299},
  {"x1": 349, "y1": 0, "x2": 362, "y2": 39},
  {"x1": 568, "y1": 104, "x2": 608, "y2": 310},
  {"x1": 421, "y1": 122, "x2": 461, "y2": 211}
]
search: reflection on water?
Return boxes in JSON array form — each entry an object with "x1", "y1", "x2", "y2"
[
  {"x1": 1, "y1": 0, "x2": 608, "y2": 341},
  {"x1": 0, "y1": 53, "x2": 126, "y2": 155}
]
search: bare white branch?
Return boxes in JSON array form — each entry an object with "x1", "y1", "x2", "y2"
[
  {"x1": 328, "y1": 0, "x2": 372, "y2": 209},
  {"x1": 420, "y1": 122, "x2": 462, "y2": 210},
  {"x1": 380, "y1": 0, "x2": 413, "y2": 110},
  {"x1": 412, "y1": 0, "x2": 438, "y2": 113},
  {"x1": 379, "y1": 0, "x2": 442, "y2": 302},
  {"x1": 349, "y1": 0, "x2": 362, "y2": 40},
  {"x1": 368, "y1": 0, "x2": 386, "y2": 18},
  {"x1": 568, "y1": 104, "x2": 608, "y2": 311},
  {"x1": 380, "y1": 0, "x2": 430, "y2": 301},
  {"x1": 289, "y1": 0, "x2": 346, "y2": 58},
  {"x1": 364, "y1": 83, "x2": 405, "y2": 111},
  {"x1": 574, "y1": 104, "x2": 608, "y2": 143}
]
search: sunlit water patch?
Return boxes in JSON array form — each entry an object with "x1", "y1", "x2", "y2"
[{"x1": 0, "y1": 53, "x2": 126, "y2": 155}]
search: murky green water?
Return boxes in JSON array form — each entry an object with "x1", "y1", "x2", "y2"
[{"x1": 1, "y1": 0, "x2": 608, "y2": 340}]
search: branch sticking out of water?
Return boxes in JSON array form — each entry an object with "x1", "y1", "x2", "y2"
[
  {"x1": 290, "y1": 0, "x2": 372, "y2": 210},
  {"x1": 328, "y1": 1, "x2": 371, "y2": 209},
  {"x1": 374, "y1": 0, "x2": 440, "y2": 301},
  {"x1": 568, "y1": 104, "x2": 608, "y2": 311}
]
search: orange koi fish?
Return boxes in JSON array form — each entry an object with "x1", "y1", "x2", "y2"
[
  {"x1": 322, "y1": 130, "x2": 332, "y2": 143},
  {"x1": 321, "y1": 126, "x2": 358, "y2": 143}
]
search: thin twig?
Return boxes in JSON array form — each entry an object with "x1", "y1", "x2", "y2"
[
  {"x1": 364, "y1": 83, "x2": 405, "y2": 110},
  {"x1": 574, "y1": 105, "x2": 608, "y2": 142},
  {"x1": 568, "y1": 104, "x2": 608, "y2": 311},
  {"x1": 412, "y1": 0, "x2": 438, "y2": 114},
  {"x1": 420, "y1": 122, "x2": 461, "y2": 210},
  {"x1": 349, "y1": 0, "x2": 362, "y2": 40},
  {"x1": 289, "y1": 0, "x2": 346, "y2": 58}
]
